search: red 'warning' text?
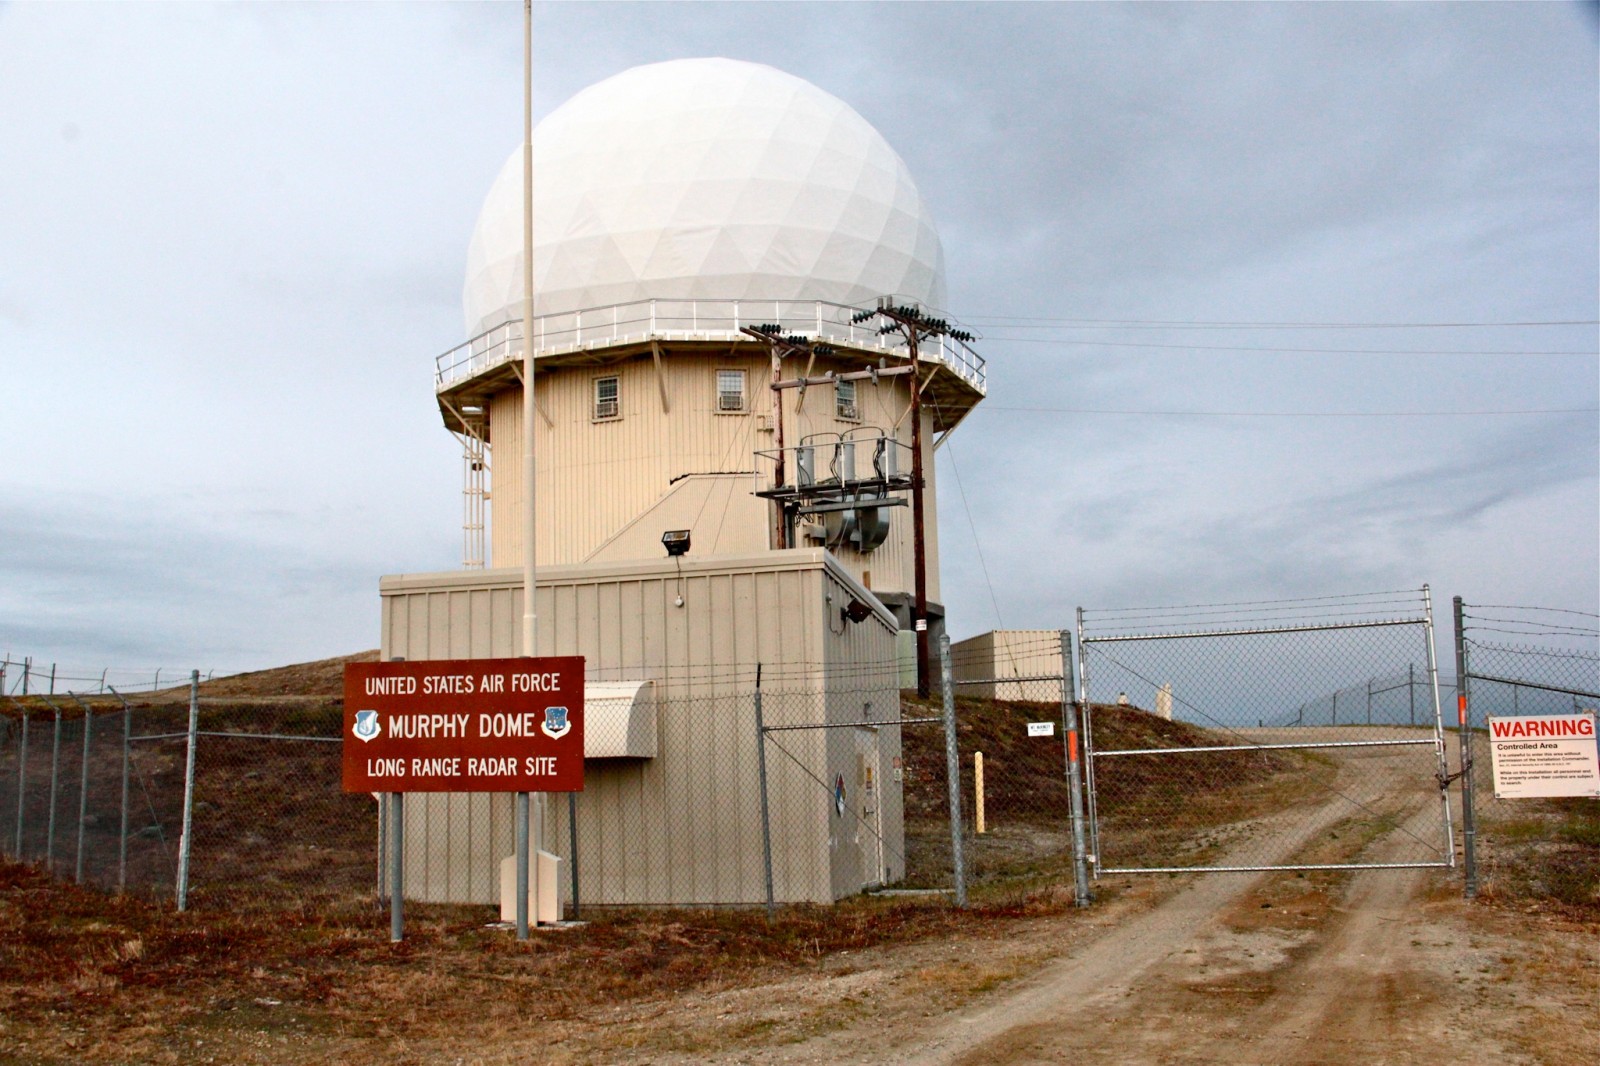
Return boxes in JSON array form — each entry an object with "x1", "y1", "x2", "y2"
[{"x1": 1490, "y1": 717, "x2": 1594, "y2": 739}]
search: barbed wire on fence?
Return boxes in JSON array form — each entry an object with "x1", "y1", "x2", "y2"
[
  {"x1": 1456, "y1": 600, "x2": 1599, "y2": 907},
  {"x1": 1, "y1": 657, "x2": 221, "y2": 697}
]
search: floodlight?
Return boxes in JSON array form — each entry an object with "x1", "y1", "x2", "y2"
[
  {"x1": 661, "y1": 530, "x2": 692, "y2": 557},
  {"x1": 841, "y1": 598, "x2": 874, "y2": 625}
]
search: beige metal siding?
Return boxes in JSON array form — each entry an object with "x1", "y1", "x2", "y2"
[
  {"x1": 489, "y1": 352, "x2": 770, "y2": 569},
  {"x1": 379, "y1": 551, "x2": 901, "y2": 906},
  {"x1": 818, "y1": 563, "x2": 905, "y2": 896},
  {"x1": 485, "y1": 345, "x2": 940, "y2": 605},
  {"x1": 950, "y1": 630, "x2": 1065, "y2": 702}
]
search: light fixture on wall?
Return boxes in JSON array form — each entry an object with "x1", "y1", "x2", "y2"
[
  {"x1": 662, "y1": 529, "x2": 692, "y2": 607},
  {"x1": 841, "y1": 598, "x2": 873, "y2": 625},
  {"x1": 661, "y1": 530, "x2": 691, "y2": 557}
]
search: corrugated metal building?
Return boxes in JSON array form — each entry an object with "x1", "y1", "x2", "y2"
[
  {"x1": 950, "y1": 630, "x2": 1067, "y2": 703},
  {"x1": 380, "y1": 551, "x2": 904, "y2": 906}
]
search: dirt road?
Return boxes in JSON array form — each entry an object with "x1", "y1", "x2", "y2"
[{"x1": 647, "y1": 733, "x2": 1596, "y2": 1066}]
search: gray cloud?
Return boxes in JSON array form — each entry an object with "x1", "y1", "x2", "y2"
[{"x1": 1, "y1": 2, "x2": 1593, "y2": 668}]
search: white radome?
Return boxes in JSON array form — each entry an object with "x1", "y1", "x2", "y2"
[{"x1": 463, "y1": 57, "x2": 947, "y2": 337}]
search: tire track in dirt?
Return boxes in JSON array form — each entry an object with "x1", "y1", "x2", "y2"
[
  {"x1": 1196, "y1": 804, "x2": 1449, "y2": 1064},
  {"x1": 822, "y1": 735, "x2": 1456, "y2": 1066},
  {"x1": 927, "y1": 741, "x2": 1487, "y2": 1066}
]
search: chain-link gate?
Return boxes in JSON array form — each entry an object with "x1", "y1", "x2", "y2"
[{"x1": 1077, "y1": 588, "x2": 1456, "y2": 877}]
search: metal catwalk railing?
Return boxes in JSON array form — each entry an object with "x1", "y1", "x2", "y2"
[{"x1": 434, "y1": 298, "x2": 987, "y2": 395}]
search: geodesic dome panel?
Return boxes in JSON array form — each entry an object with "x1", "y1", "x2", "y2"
[{"x1": 463, "y1": 57, "x2": 947, "y2": 337}]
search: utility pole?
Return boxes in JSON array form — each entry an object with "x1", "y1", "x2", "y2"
[
  {"x1": 740, "y1": 324, "x2": 840, "y2": 550},
  {"x1": 851, "y1": 302, "x2": 972, "y2": 699}
]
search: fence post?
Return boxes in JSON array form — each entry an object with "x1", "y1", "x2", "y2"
[
  {"x1": 940, "y1": 634, "x2": 966, "y2": 908},
  {"x1": 1421, "y1": 585, "x2": 1457, "y2": 874},
  {"x1": 391, "y1": 792, "x2": 404, "y2": 942},
  {"x1": 1453, "y1": 597, "x2": 1477, "y2": 898},
  {"x1": 1366, "y1": 679, "x2": 1372, "y2": 725},
  {"x1": 1331, "y1": 690, "x2": 1338, "y2": 726},
  {"x1": 753, "y1": 666, "x2": 776, "y2": 921},
  {"x1": 377, "y1": 792, "x2": 388, "y2": 903},
  {"x1": 515, "y1": 792, "x2": 529, "y2": 939},
  {"x1": 47, "y1": 704, "x2": 61, "y2": 871},
  {"x1": 1075, "y1": 606, "x2": 1101, "y2": 868},
  {"x1": 1409, "y1": 663, "x2": 1416, "y2": 727},
  {"x1": 176, "y1": 670, "x2": 199, "y2": 911},
  {"x1": 568, "y1": 791, "x2": 579, "y2": 921},
  {"x1": 1060, "y1": 630, "x2": 1092, "y2": 906},
  {"x1": 14, "y1": 706, "x2": 28, "y2": 858},
  {"x1": 71, "y1": 694, "x2": 92, "y2": 883},
  {"x1": 117, "y1": 690, "x2": 131, "y2": 894}
]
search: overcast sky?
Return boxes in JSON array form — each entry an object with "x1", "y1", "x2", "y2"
[{"x1": 2, "y1": 1, "x2": 1595, "y2": 680}]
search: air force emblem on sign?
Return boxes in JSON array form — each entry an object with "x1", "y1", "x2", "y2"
[
  {"x1": 541, "y1": 706, "x2": 571, "y2": 739},
  {"x1": 353, "y1": 709, "x2": 381, "y2": 742}
]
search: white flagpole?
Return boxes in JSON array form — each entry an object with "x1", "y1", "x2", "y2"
[{"x1": 518, "y1": 0, "x2": 539, "y2": 938}]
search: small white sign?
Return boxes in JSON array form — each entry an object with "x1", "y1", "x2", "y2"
[
  {"x1": 1027, "y1": 722, "x2": 1055, "y2": 737},
  {"x1": 1488, "y1": 713, "x2": 1600, "y2": 799}
]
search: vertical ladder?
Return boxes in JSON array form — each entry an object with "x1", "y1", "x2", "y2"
[{"x1": 456, "y1": 411, "x2": 489, "y2": 569}]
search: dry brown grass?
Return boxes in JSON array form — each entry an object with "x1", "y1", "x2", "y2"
[
  {"x1": 188, "y1": 652, "x2": 379, "y2": 699},
  {"x1": 1474, "y1": 795, "x2": 1600, "y2": 916},
  {"x1": 15, "y1": 657, "x2": 1588, "y2": 1062},
  {"x1": 897, "y1": 695, "x2": 1308, "y2": 885},
  {"x1": 0, "y1": 857, "x2": 1094, "y2": 1065}
]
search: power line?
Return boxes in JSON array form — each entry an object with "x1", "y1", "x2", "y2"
[
  {"x1": 977, "y1": 405, "x2": 1598, "y2": 419},
  {"x1": 934, "y1": 404, "x2": 1006, "y2": 632},
  {"x1": 961, "y1": 315, "x2": 1600, "y2": 330},
  {"x1": 982, "y1": 336, "x2": 1597, "y2": 356}
]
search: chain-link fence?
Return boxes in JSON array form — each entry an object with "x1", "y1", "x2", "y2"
[
  {"x1": 1265, "y1": 665, "x2": 1437, "y2": 729},
  {"x1": 1078, "y1": 588, "x2": 1454, "y2": 876},
  {"x1": 1455, "y1": 600, "x2": 1600, "y2": 907},
  {"x1": 2, "y1": 665, "x2": 974, "y2": 918},
  {"x1": 0, "y1": 682, "x2": 375, "y2": 912},
  {"x1": 9, "y1": 598, "x2": 1595, "y2": 917},
  {"x1": 1, "y1": 656, "x2": 217, "y2": 696},
  {"x1": 754, "y1": 685, "x2": 931, "y2": 906},
  {"x1": 376, "y1": 658, "x2": 955, "y2": 916},
  {"x1": 947, "y1": 630, "x2": 1087, "y2": 901},
  {"x1": 0, "y1": 697, "x2": 154, "y2": 893}
]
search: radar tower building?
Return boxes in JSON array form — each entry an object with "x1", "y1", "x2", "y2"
[
  {"x1": 434, "y1": 57, "x2": 985, "y2": 636},
  {"x1": 381, "y1": 58, "x2": 985, "y2": 911}
]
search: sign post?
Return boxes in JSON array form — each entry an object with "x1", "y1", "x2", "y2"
[
  {"x1": 344, "y1": 657, "x2": 585, "y2": 941},
  {"x1": 389, "y1": 792, "x2": 403, "y2": 942}
]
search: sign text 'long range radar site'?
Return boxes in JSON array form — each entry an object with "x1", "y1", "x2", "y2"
[{"x1": 342, "y1": 657, "x2": 585, "y2": 792}]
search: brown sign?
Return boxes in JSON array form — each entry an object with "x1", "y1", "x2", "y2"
[{"x1": 342, "y1": 657, "x2": 585, "y2": 792}]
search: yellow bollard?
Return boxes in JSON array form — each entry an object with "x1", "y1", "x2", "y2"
[{"x1": 975, "y1": 751, "x2": 986, "y2": 835}]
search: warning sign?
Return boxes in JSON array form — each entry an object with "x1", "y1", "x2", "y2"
[
  {"x1": 1487, "y1": 713, "x2": 1600, "y2": 799},
  {"x1": 342, "y1": 657, "x2": 584, "y2": 793}
]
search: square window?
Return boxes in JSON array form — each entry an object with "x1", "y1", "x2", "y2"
[
  {"x1": 717, "y1": 369, "x2": 746, "y2": 412},
  {"x1": 594, "y1": 376, "x2": 620, "y2": 420},
  {"x1": 835, "y1": 378, "x2": 859, "y2": 420}
]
